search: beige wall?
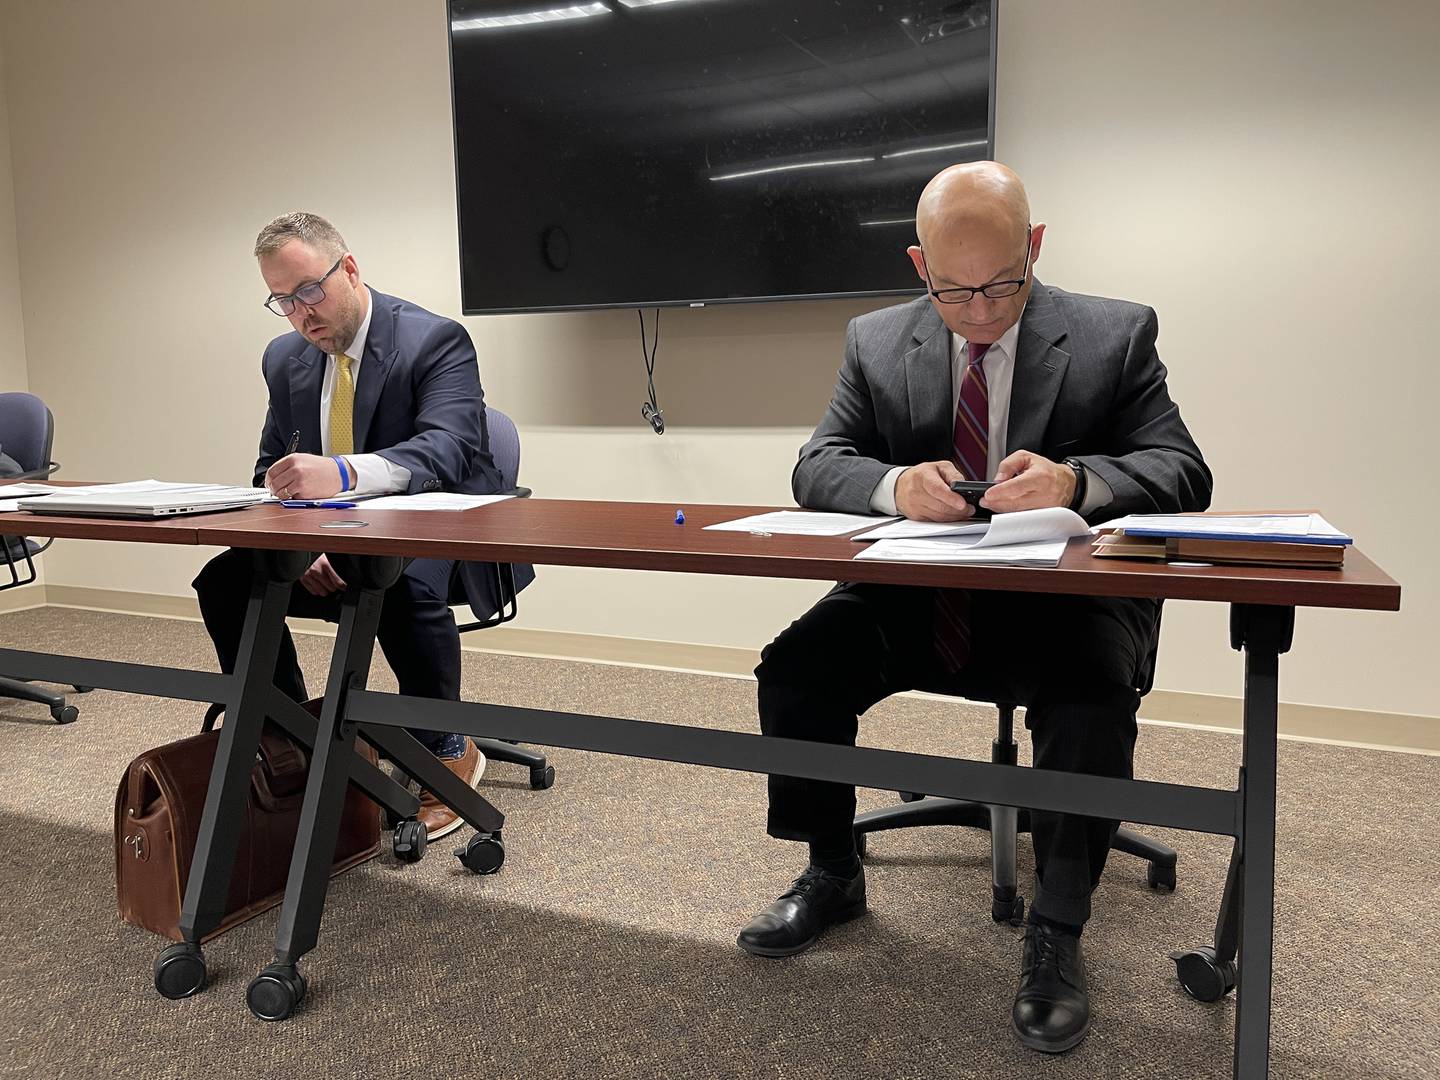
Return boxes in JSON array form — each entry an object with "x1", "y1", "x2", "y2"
[
  {"x1": 1, "y1": 1, "x2": 1435, "y2": 719},
  {"x1": 0, "y1": 23, "x2": 24, "y2": 394}
]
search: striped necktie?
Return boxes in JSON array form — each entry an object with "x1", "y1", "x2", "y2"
[
  {"x1": 329, "y1": 353, "x2": 355, "y2": 456},
  {"x1": 952, "y1": 341, "x2": 990, "y2": 482},
  {"x1": 934, "y1": 341, "x2": 991, "y2": 673}
]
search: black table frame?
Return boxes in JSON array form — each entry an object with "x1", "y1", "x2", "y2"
[{"x1": 0, "y1": 549, "x2": 1296, "y2": 1079}]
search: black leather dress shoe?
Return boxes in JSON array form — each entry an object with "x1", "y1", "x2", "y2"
[
  {"x1": 1012, "y1": 920, "x2": 1091, "y2": 1054},
  {"x1": 737, "y1": 865, "x2": 867, "y2": 958}
]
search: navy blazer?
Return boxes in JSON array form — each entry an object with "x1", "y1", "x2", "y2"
[{"x1": 253, "y1": 288, "x2": 534, "y2": 620}]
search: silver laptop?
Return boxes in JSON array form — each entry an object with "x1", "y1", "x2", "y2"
[{"x1": 18, "y1": 485, "x2": 268, "y2": 519}]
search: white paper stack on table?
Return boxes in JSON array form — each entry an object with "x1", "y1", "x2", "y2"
[{"x1": 852, "y1": 507, "x2": 1090, "y2": 566}]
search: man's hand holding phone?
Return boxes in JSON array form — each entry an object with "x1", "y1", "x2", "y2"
[{"x1": 896, "y1": 461, "x2": 979, "y2": 522}]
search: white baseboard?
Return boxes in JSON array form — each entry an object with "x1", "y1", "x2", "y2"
[
  {"x1": 0, "y1": 583, "x2": 46, "y2": 614},
  {"x1": 31, "y1": 585, "x2": 1440, "y2": 755}
]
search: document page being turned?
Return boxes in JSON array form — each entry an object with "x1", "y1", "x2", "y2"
[{"x1": 852, "y1": 507, "x2": 1089, "y2": 567}]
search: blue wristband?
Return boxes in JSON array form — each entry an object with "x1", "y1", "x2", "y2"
[{"x1": 332, "y1": 455, "x2": 351, "y2": 492}]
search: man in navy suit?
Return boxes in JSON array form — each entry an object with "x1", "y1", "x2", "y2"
[{"x1": 194, "y1": 211, "x2": 530, "y2": 839}]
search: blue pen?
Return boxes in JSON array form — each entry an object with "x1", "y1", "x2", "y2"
[{"x1": 281, "y1": 500, "x2": 358, "y2": 509}]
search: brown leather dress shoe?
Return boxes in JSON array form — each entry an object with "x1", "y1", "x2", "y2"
[{"x1": 417, "y1": 740, "x2": 486, "y2": 840}]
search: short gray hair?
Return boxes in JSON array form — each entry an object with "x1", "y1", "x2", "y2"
[{"x1": 253, "y1": 211, "x2": 348, "y2": 260}]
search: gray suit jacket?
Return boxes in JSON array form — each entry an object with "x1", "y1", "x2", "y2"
[{"x1": 794, "y1": 284, "x2": 1212, "y2": 523}]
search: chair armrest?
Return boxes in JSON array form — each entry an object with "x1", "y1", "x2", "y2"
[{"x1": 10, "y1": 461, "x2": 59, "y2": 482}]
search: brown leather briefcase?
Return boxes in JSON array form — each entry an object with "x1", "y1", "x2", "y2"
[{"x1": 115, "y1": 704, "x2": 382, "y2": 942}]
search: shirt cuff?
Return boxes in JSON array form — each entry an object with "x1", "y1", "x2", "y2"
[
  {"x1": 868, "y1": 466, "x2": 906, "y2": 516},
  {"x1": 1078, "y1": 465, "x2": 1113, "y2": 516},
  {"x1": 345, "y1": 453, "x2": 411, "y2": 497}
]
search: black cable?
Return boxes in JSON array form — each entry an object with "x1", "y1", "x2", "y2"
[{"x1": 638, "y1": 307, "x2": 664, "y2": 434}]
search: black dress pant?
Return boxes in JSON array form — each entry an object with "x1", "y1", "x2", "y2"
[
  {"x1": 756, "y1": 582, "x2": 1156, "y2": 927},
  {"x1": 193, "y1": 547, "x2": 462, "y2": 751}
]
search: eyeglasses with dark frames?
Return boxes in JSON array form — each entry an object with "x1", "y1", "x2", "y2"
[
  {"x1": 920, "y1": 226, "x2": 1033, "y2": 304},
  {"x1": 264, "y1": 256, "x2": 345, "y2": 316}
]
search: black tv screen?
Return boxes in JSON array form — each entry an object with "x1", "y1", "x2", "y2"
[{"x1": 448, "y1": 0, "x2": 997, "y2": 314}]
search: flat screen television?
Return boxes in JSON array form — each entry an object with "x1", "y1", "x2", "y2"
[{"x1": 448, "y1": 0, "x2": 997, "y2": 314}]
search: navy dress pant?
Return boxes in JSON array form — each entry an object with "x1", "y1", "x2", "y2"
[{"x1": 193, "y1": 547, "x2": 461, "y2": 751}]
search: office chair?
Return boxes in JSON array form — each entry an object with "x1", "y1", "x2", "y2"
[
  {"x1": 853, "y1": 611, "x2": 1177, "y2": 924},
  {"x1": 449, "y1": 405, "x2": 553, "y2": 790},
  {"x1": 0, "y1": 392, "x2": 88, "y2": 724}
]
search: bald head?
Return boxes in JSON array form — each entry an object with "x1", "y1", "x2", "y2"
[
  {"x1": 906, "y1": 161, "x2": 1043, "y2": 345},
  {"x1": 915, "y1": 161, "x2": 1030, "y2": 249}
]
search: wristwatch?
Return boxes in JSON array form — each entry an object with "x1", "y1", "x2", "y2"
[{"x1": 1064, "y1": 458, "x2": 1088, "y2": 512}]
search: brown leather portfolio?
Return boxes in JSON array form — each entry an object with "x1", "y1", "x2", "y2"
[{"x1": 115, "y1": 704, "x2": 382, "y2": 942}]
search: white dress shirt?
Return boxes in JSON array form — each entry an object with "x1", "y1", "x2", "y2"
[
  {"x1": 320, "y1": 287, "x2": 411, "y2": 496},
  {"x1": 868, "y1": 316, "x2": 1112, "y2": 516}
]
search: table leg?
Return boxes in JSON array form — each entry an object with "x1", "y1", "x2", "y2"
[
  {"x1": 244, "y1": 576, "x2": 388, "y2": 1021},
  {"x1": 153, "y1": 554, "x2": 308, "y2": 1001},
  {"x1": 1231, "y1": 604, "x2": 1294, "y2": 1080}
]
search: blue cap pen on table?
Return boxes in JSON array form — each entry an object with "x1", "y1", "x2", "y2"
[{"x1": 282, "y1": 500, "x2": 358, "y2": 509}]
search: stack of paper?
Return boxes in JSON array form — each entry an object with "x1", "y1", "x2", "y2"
[
  {"x1": 1092, "y1": 513, "x2": 1351, "y2": 568},
  {"x1": 1094, "y1": 513, "x2": 1351, "y2": 545},
  {"x1": 852, "y1": 507, "x2": 1089, "y2": 566}
]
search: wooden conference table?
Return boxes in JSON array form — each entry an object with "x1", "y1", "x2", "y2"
[{"x1": 0, "y1": 496, "x2": 1402, "y2": 1080}]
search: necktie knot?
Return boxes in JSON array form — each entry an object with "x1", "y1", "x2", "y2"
[
  {"x1": 337, "y1": 352, "x2": 354, "y2": 373},
  {"x1": 967, "y1": 341, "x2": 990, "y2": 367}
]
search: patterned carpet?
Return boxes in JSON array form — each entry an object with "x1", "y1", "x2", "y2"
[{"x1": 0, "y1": 607, "x2": 1435, "y2": 1080}]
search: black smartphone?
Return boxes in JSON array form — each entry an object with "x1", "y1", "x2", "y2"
[{"x1": 949, "y1": 479, "x2": 994, "y2": 520}]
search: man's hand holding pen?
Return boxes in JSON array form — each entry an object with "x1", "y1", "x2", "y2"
[{"x1": 265, "y1": 430, "x2": 348, "y2": 500}]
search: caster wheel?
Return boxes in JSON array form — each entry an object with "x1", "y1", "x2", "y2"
[
  {"x1": 853, "y1": 831, "x2": 868, "y2": 860},
  {"x1": 1170, "y1": 946, "x2": 1236, "y2": 1002},
  {"x1": 52, "y1": 704, "x2": 79, "y2": 724},
  {"x1": 247, "y1": 963, "x2": 307, "y2": 1022},
  {"x1": 392, "y1": 818, "x2": 427, "y2": 863},
  {"x1": 72, "y1": 685, "x2": 93, "y2": 694},
  {"x1": 1147, "y1": 859, "x2": 1177, "y2": 892},
  {"x1": 898, "y1": 791, "x2": 923, "y2": 804},
  {"x1": 455, "y1": 831, "x2": 505, "y2": 874},
  {"x1": 529, "y1": 764, "x2": 556, "y2": 790},
  {"x1": 154, "y1": 942, "x2": 207, "y2": 1000},
  {"x1": 991, "y1": 893, "x2": 1024, "y2": 925}
]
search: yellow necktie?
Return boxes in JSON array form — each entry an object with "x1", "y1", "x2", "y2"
[{"x1": 330, "y1": 353, "x2": 355, "y2": 455}]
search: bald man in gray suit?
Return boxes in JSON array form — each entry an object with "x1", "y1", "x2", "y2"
[{"x1": 737, "y1": 163, "x2": 1211, "y2": 1055}]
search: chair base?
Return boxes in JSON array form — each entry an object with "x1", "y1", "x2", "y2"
[
  {"x1": 0, "y1": 676, "x2": 79, "y2": 724},
  {"x1": 475, "y1": 738, "x2": 555, "y2": 791},
  {"x1": 853, "y1": 795, "x2": 1178, "y2": 914}
]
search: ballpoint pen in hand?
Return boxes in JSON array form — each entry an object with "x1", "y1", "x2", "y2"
[{"x1": 285, "y1": 430, "x2": 301, "y2": 456}]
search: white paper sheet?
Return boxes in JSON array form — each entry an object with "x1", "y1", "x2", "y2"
[
  {"x1": 354, "y1": 493, "x2": 516, "y2": 511},
  {"x1": 704, "y1": 511, "x2": 898, "y2": 536}
]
